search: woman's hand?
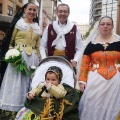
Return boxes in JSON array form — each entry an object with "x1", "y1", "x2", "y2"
[
  {"x1": 45, "y1": 82, "x2": 52, "y2": 90},
  {"x1": 70, "y1": 59, "x2": 77, "y2": 67},
  {"x1": 79, "y1": 83, "x2": 86, "y2": 92}
]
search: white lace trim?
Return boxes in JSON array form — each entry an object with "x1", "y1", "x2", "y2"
[{"x1": 15, "y1": 18, "x2": 41, "y2": 35}]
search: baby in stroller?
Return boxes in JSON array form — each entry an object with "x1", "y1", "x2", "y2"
[
  {"x1": 28, "y1": 66, "x2": 67, "y2": 100},
  {"x1": 15, "y1": 56, "x2": 81, "y2": 120}
]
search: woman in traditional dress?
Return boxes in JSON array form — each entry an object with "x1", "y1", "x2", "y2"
[
  {"x1": 78, "y1": 16, "x2": 120, "y2": 120},
  {"x1": 0, "y1": 2, "x2": 41, "y2": 119}
]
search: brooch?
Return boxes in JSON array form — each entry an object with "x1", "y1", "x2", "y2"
[{"x1": 103, "y1": 42, "x2": 109, "y2": 49}]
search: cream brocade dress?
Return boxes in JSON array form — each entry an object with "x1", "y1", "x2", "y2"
[{"x1": 0, "y1": 18, "x2": 41, "y2": 112}]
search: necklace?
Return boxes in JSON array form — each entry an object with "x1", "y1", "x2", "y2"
[{"x1": 103, "y1": 42, "x2": 109, "y2": 50}]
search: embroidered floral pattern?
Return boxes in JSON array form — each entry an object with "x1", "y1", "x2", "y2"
[{"x1": 80, "y1": 51, "x2": 120, "y2": 82}]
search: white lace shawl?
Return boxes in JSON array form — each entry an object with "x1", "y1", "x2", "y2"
[{"x1": 15, "y1": 18, "x2": 41, "y2": 35}]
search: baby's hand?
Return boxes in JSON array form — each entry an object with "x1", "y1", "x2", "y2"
[
  {"x1": 28, "y1": 92, "x2": 35, "y2": 100},
  {"x1": 45, "y1": 82, "x2": 52, "y2": 88}
]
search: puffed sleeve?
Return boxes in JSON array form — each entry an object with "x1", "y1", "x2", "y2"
[
  {"x1": 79, "y1": 55, "x2": 90, "y2": 83},
  {"x1": 10, "y1": 27, "x2": 18, "y2": 47},
  {"x1": 35, "y1": 35, "x2": 40, "y2": 58},
  {"x1": 48, "y1": 84, "x2": 67, "y2": 99},
  {"x1": 30, "y1": 83, "x2": 44, "y2": 96}
]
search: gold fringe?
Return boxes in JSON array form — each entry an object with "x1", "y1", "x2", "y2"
[
  {"x1": 39, "y1": 98, "x2": 54, "y2": 119},
  {"x1": 39, "y1": 98, "x2": 72, "y2": 120},
  {"x1": 55, "y1": 99, "x2": 64, "y2": 120},
  {"x1": 64, "y1": 99, "x2": 72, "y2": 105},
  {"x1": 40, "y1": 116, "x2": 55, "y2": 120},
  {"x1": 56, "y1": 98, "x2": 72, "y2": 120}
]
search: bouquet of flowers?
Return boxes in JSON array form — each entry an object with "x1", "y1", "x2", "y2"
[{"x1": 4, "y1": 49, "x2": 29, "y2": 75}]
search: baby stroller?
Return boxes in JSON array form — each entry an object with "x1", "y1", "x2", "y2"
[{"x1": 15, "y1": 56, "x2": 81, "y2": 120}]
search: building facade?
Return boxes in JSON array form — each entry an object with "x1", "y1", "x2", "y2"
[
  {"x1": 41, "y1": 0, "x2": 55, "y2": 32},
  {"x1": 115, "y1": 0, "x2": 120, "y2": 35},
  {"x1": 78, "y1": 24, "x2": 89, "y2": 39},
  {"x1": 89, "y1": 0, "x2": 102, "y2": 26},
  {"x1": 0, "y1": 0, "x2": 23, "y2": 16},
  {"x1": 102, "y1": 0, "x2": 118, "y2": 33},
  {"x1": 89, "y1": 0, "x2": 118, "y2": 33},
  {"x1": 0, "y1": 0, "x2": 23, "y2": 41},
  {"x1": 0, "y1": 0, "x2": 61, "y2": 34}
]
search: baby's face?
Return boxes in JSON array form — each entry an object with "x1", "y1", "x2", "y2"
[{"x1": 46, "y1": 73, "x2": 59, "y2": 86}]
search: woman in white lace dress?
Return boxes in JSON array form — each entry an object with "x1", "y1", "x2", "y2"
[
  {"x1": 78, "y1": 16, "x2": 120, "y2": 120},
  {"x1": 0, "y1": 2, "x2": 41, "y2": 119}
]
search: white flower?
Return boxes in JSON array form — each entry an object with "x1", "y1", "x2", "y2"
[
  {"x1": 93, "y1": 64, "x2": 99, "y2": 69},
  {"x1": 115, "y1": 64, "x2": 120, "y2": 69},
  {"x1": 5, "y1": 54, "x2": 10, "y2": 59},
  {"x1": 5, "y1": 49, "x2": 20, "y2": 60},
  {"x1": 30, "y1": 66, "x2": 36, "y2": 70}
]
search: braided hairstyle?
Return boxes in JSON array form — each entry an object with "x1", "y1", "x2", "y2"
[{"x1": 0, "y1": 2, "x2": 39, "y2": 85}]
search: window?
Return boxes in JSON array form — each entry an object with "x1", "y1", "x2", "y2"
[
  {"x1": 8, "y1": 6, "x2": 13, "y2": 16},
  {"x1": 0, "y1": 3, "x2": 2, "y2": 14}
]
